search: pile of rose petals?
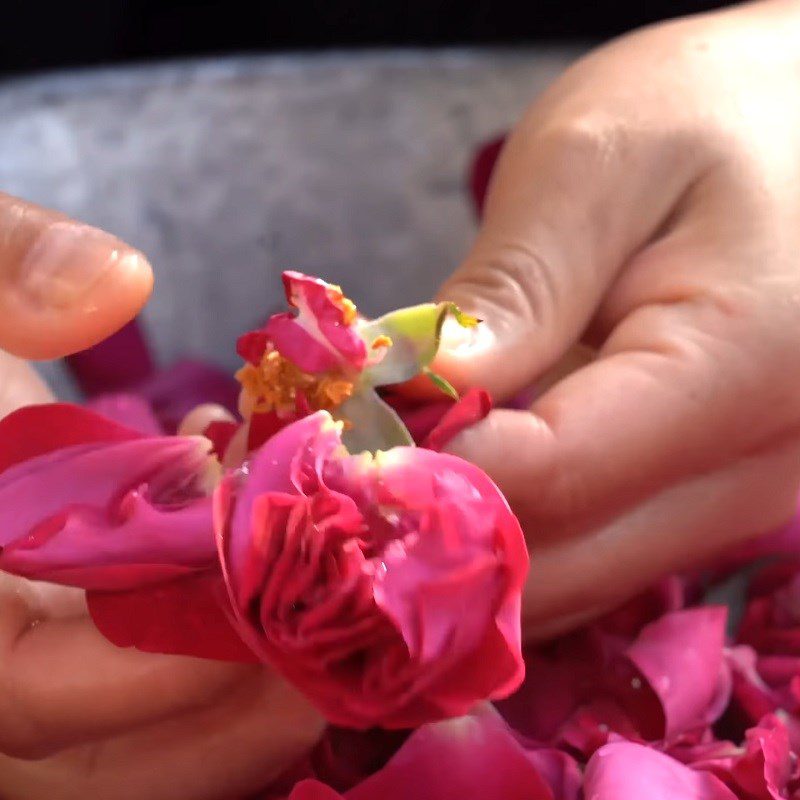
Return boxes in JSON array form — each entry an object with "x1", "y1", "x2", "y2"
[{"x1": 258, "y1": 562, "x2": 800, "y2": 799}]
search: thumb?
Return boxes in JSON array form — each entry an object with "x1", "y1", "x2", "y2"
[
  {"x1": 0, "y1": 194, "x2": 153, "y2": 360},
  {"x1": 435, "y1": 115, "x2": 701, "y2": 400}
]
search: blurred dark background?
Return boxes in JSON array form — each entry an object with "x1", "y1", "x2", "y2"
[{"x1": 3, "y1": 0, "x2": 733, "y2": 76}]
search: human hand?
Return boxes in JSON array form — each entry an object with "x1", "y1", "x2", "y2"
[
  {"x1": 0, "y1": 194, "x2": 324, "y2": 800},
  {"x1": 436, "y1": 0, "x2": 800, "y2": 639}
]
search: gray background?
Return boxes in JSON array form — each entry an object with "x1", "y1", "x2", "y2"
[{"x1": 0, "y1": 49, "x2": 581, "y2": 397}]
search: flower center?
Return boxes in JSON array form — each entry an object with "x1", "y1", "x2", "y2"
[{"x1": 236, "y1": 346, "x2": 355, "y2": 419}]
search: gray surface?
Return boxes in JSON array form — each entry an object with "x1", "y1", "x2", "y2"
[{"x1": 0, "y1": 49, "x2": 582, "y2": 398}]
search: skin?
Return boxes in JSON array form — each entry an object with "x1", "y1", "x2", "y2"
[{"x1": 3, "y1": 0, "x2": 800, "y2": 792}]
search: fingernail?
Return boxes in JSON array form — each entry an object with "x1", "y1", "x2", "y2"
[
  {"x1": 16, "y1": 221, "x2": 144, "y2": 308},
  {"x1": 439, "y1": 314, "x2": 494, "y2": 355}
]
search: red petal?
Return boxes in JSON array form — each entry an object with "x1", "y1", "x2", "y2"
[
  {"x1": 204, "y1": 420, "x2": 239, "y2": 459},
  {"x1": 237, "y1": 329, "x2": 270, "y2": 365},
  {"x1": 248, "y1": 410, "x2": 294, "y2": 451},
  {"x1": 469, "y1": 136, "x2": 506, "y2": 218},
  {"x1": 422, "y1": 388, "x2": 492, "y2": 452},
  {"x1": 286, "y1": 781, "x2": 343, "y2": 800},
  {"x1": 87, "y1": 571, "x2": 259, "y2": 663},
  {"x1": 0, "y1": 403, "x2": 141, "y2": 474},
  {"x1": 65, "y1": 318, "x2": 155, "y2": 396}
]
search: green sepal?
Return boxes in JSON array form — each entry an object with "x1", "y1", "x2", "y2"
[{"x1": 360, "y1": 302, "x2": 478, "y2": 388}]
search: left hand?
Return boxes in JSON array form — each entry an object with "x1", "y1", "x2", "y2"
[{"x1": 0, "y1": 194, "x2": 324, "y2": 800}]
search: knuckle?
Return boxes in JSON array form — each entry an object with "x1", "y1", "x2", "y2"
[
  {"x1": 537, "y1": 112, "x2": 632, "y2": 176},
  {"x1": 459, "y1": 241, "x2": 561, "y2": 338}
]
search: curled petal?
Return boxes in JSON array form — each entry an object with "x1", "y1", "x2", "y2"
[
  {"x1": 0, "y1": 403, "x2": 217, "y2": 591},
  {"x1": 620, "y1": 607, "x2": 729, "y2": 740},
  {"x1": 265, "y1": 272, "x2": 367, "y2": 373},
  {"x1": 584, "y1": 741, "x2": 738, "y2": 800}
]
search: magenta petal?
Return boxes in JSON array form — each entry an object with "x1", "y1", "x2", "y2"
[
  {"x1": 734, "y1": 715, "x2": 794, "y2": 800},
  {"x1": 267, "y1": 312, "x2": 341, "y2": 374},
  {"x1": 281, "y1": 271, "x2": 367, "y2": 370},
  {"x1": 584, "y1": 741, "x2": 738, "y2": 800},
  {"x1": 65, "y1": 319, "x2": 155, "y2": 396},
  {"x1": 88, "y1": 393, "x2": 163, "y2": 435},
  {"x1": 0, "y1": 434, "x2": 217, "y2": 590},
  {"x1": 623, "y1": 607, "x2": 728, "y2": 739},
  {"x1": 224, "y1": 412, "x2": 341, "y2": 599},
  {"x1": 287, "y1": 781, "x2": 344, "y2": 800},
  {"x1": 524, "y1": 748, "x2": 582, "y2": 800},
  {"x1": 345, "y1": 706, "x2": 560, "y2": 800},
  {"x1": 727, "y1": 645, "x2": 780, "y2": 725},
  {"x1": 137, "y1": 359, "x2": 240, "y2": 434}
]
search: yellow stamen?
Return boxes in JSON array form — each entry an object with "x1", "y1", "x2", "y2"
[
  {"x1": 326, "y1": 284, "x2": 358, "y2": 325},
  {"x1": 236, "y1": 346, "x2": 354, "y2": 420},
  {"x1": 371, "y1": 334, "x2": 393, "y2": 350},
  {"x1": 341, "y1": 298, "x2": 357, "y2": 325}
]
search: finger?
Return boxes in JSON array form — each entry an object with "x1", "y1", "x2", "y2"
[
  {"x1": 0, "y1": 671, "x2": 323, "y2": 800},
  {"x1": 521, "y1": 435, "x2": 800, "y2": 640},
  {"x1": 445, "y1": 236, "x2": 800, "y2": 535},
  {"x1": 0, "y1": 352, "x2": 53, "y2": 418},
  {"x1": 0, "y1": 586, "x2": 259, "y2": 757},
  {"x1": 434, "y1": 108, "x2": 704, "y2": 400},
  {"x1": 0, "y1": 194, "x2": 153, "y2": 359}
]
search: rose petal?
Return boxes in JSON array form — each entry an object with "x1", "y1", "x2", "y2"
[
  {"x1": 287, "y1": 781, "x2": 343, "y2": 800},
  {"x1": 217, "y1": 413, "x2": 528, "y2": 729},
  {"x1": 731, "y1": 715, "x2": 794, "y2": 800},
  {"x1": 65, "y1": 319, "x2": 154, "y2": 396},
  {"x1": 0, "y1": 404, "x2": 217, "y2": 590},
  {"x1": 727, "y1": 645, "x2": 781, "y2": 728},
  {"x1": 264, "y1": 272, "x2": 367, "y2": 373},
  {"x1": 204, "y1": 420, "x2": 240, "y2": 459},
  {"x1": 284, "y1": 272, "x2": 367, "y2": 367},
  {"x1": 342, "y1": 706, "x2": 562, "y2": 800},
  {"x1": 267, "y1": 313, "x2": 342, "y2": 374},
  {"x1": 380, "y1": 391, "x2": 454, "y2": 444},
  {"x1": 494, "y1": 645, "x2": 590, "y2": 742},
  {"x1": 381, "y1": 389, "x2": 492, "y2": 451},
  {"x1": 88, "y1": 393, "x2": 164, "y2": 435},
  {"x1": 584, "y1": 741, "x2": 738, "y2": 800},
  {"x1": 138, "y1": 360, "x2": 240, "y2": 434},
  {"x1": 88, "y1": 571, "x2": 259, "y2": 662},
  {"x1": 0, "y1": 403, "x2": 140, "y2": 473},
  {"x1": 421, "y1": 388, "x2": 491, "y2": 451},
  {"x1": 621, "y1": 607, "x2": 728, "y2": 739},
  {"x1": 524, "y1": 748, "x2": 582, "y2": 800},
  {"x1": 238, "y1": 328, "x2": 271, "y2": 366},
  {"x1": 223, "y1": 413, "x2": 343, "y2": 601},
  {"x1": 469, "y1": 136, "x2": 506, "y2": 217}
]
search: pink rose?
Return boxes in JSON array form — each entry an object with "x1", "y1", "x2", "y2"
[
  {"x1": 0, "y1": 402, "x2": 527, "y2": 729},
  {"x1": 216, "y1": 412, "x2": 528, "y2": 728}
]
